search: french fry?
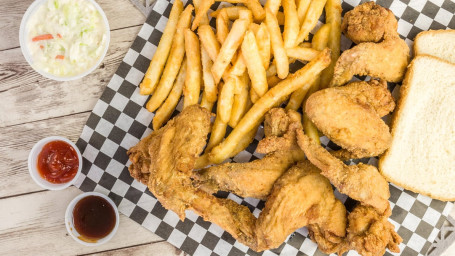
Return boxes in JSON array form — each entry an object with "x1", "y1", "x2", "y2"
[
  {"x1": 323, "y1": 0, "x2": 342, "y2": 88},
  {"x1": 239, "y1": 8, "x2": 253, "y2": 24},
  {"x1": 243, "y1": 0, "x2": 266, "y2": 22},
  {"x1": 297, "y1": 0, "x2": 310, "y2": 24},
  {"x1": 283, "y1": 0, "x2": 300, "y2": 48},
  {"x1": 200, "y1": 92, "x2": 215, "y2": 111},
  {"x1": 218, "y1": 76, "x2": 237, "y2": 123},
  {"x1": 211, "y1": 19, "x2": 248, "y2": 84},
  {"x1": 267, "y1": 75, "x2": 281, "y2": 87},
  {"x1": 201, "y1": 46, "x2": 217, "y2": 102},
  {"x1": 211, "y1": 6, "x2": 249, "y2": 19},
  {"x1": 192, "y1": 0, "x2": 215, "y2": 30},
  {"x1": 300, "y1": 42, "x2": 312, "y2": 48},
  {"x1": 266, "y1": 8, "x2": 289, "y2": 79},
  {"x1": 208, "y1": 48, "x2": 331, "y2": 163},
  {"x1": 139, "y1": 0, "x2": 183, "y2": 95},
  {"x1": 193, "y1": 0, "x2": 209, "y2": 25},
  {"x1": 286, "y1": 24, "x2": 329, "y2": 110},
  {"x1": 217, "y1": 8, "x2": 230, "y2": 44},
  {"x1": 230, "y1": 50, "x2": 247, "y2": 77},
  {"x1": 249, "y1": 23, "x2": 260, "y2": 34},
  {"x1": 286, "y1": 47, "x2": 320, "y2": 62},
  {"x1": 296, "y1": 0, "x2": 327, "y2": 44},
  {"x1": 146, "y1": 5, "x2": 193, "y2": 112},
  {"x1": 242, "y1": 30, "x2": 268, "y2": 97},
  {"x1": 152, "y1": 60, "x2": 187, "y2": 130},
  {"x1": 229, "y1": 73, "x2": 251, "y2": 127},
  {"x1": 198, "y1": 25, "x2": 221, "y2": 62},
  {"x1": 206, "y1": 115, "x2": 228, "y2": 152},
  {"x1": 265, "y1": 0, "x2": 281, "y2": 15},
  {"x1": 266, "y1": 63, "x2": 277, "y2": 77},
  {"x1": 303, "y1": 113, "x2": 319, "y2": 143},
  {"x1": 184, "y1": 29, "x2": 202, "y2": 108},
  {"x1": 250, "y1": 87, "x2": 260, "y2": 103},
  {"x1": 255, "y1": 23, "x2": 271, "y2": 69}
]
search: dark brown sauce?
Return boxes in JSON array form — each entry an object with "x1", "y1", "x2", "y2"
[{"x1": 73, "y1": 195, "x2": 116, "y2": 242}]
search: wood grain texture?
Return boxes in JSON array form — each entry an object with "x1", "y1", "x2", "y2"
[
  {"x1": 0, "y1": 25, "x2": 141, "y2": 127},
  {"x1": 0, "y1": 187, "x2": 171, "y2": 255},
  {"x1": 0, "y1": 112, "x2": 89, "y2": 198},
  {"x1": 0, "y1": 0, "x2": 145, "y2": 51},
  {"x1": 86, "y1": 241, "x2": 186, "y2": 256}
]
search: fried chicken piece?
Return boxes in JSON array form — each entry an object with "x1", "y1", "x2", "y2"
[
  {"x1": 193, "y1": 150, "x2": 304, "y2": 200},
  {"x1": 331, "y1": 2, "x2": 410, "y2": 87},
  {"x1": 338, "y1": 205, "x2": 402, "y2": 256},
  {"x1": 306, "y1": 80, "x2": 394, "y2": 159},
  {"x1": 341, "y1": 1, "x2": 397, "y2": 44},
  {"x1": 255, "y1": 161, "x2": 347, "y2": 253},
  {"x1": 257, "y1": 108, "x2": 304, "y2": 154},
  {"x1": 296, "y1": 130, "x2": 390, "y2": 213}
]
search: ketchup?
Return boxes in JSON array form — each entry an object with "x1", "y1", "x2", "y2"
[{"x1": 37, "y1": 140, "x2": 79, "y2": 184}]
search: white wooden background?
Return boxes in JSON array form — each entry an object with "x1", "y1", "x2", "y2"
[
  {"x1": 0, "y1": 0, "x2": 184, "y2": 255},
  {"x1": 1, "y1": 0, "x2": 455, "y2": 255}
]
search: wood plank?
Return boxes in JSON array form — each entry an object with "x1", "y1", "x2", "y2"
[
  {"x1": 0, "y1": 25, "x2": 141, "y2": 127},
  {"x1": 0, "y1": 0, "x2": 145, "y2": 51},
  {"x1": 85, "y1": 241, "x2": 186, "y2": 256},
  {"x1": 0, "y1": 187, "x2": 168, "y2": 255},
  {"x1": 0, "y1": 112, "x2": 89, "y2": 198}
]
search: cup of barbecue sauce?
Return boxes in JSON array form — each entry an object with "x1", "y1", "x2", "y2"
[
  {"x1": 65, "y1": 192, "x2": 119, "y2": 245},
  {"x1": 28, "y1": 136, "x2": 82, "y2": 190}
]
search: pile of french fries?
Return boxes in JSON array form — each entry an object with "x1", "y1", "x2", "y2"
[{"x1": 139, "y1": 0, "x2": 341, "y2": 166}]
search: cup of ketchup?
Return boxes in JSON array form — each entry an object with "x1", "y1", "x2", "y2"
[{"x1": 28, "y1": 136, "x2": 82, "y2": 190}]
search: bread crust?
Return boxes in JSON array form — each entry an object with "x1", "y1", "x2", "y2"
[
  {"x1": 378, "y1": 55, "x2": 455, "y2": 201},
  {"x1": 414, "y1": 29, "x2": 455, "y2": 59}
]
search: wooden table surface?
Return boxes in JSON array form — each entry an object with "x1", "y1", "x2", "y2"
[
  {"x1": 0, "y1": 0, "x2": 184, "y2": 255},
  {"x1": 1, "y1": 0, "x2": 455, "y2": 255}
]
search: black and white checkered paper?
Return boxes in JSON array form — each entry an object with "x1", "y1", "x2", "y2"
[{"x1": 74, "y1": 0, "x2": 455, "y2": 255}]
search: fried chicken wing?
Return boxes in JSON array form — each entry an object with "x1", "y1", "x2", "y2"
[
  {"x1": 305, "y1": 80, "x2": 394, "y2": 159},
  {"x1": 255, "y1": 161, "x2": 347, "y2": 253},
  {"x1": 331, "y1": 2, "x2": 410, "y2": 87},
  {"x1": 296, "y1": 130, "x2": 390, "y2": 213},
  {"x1": 193, "y1": 150, "x2": 304, "y2": 200},
  {"x1": 341, "y1": 1, "x2": 397, "y2": 44},
  {"x1": 338, "y1": 205, "x2": 402, "y2": 256}
]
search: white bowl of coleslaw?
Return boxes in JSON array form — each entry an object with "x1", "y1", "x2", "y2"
[{"x1": 19, "y1": 0, "x2": 110, "y2": 81}]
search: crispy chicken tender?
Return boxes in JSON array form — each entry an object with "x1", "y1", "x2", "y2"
[
  {"x1": 331, "y1": 2, "x2": 410, "y2": 87},
  {"x1": 296, "y1": 130, "x2": 390, "y2": 214},
  {"x1": 255, "y1": 161, "x2": 347, "y2": 253},
  {"x1": 305, "y1": 79, "x2": 394, "y2": 159},
  {"x1": 341, "y1": 1, "x2": 397, "y2": 44},
  {"x1": 338, "y1": 205, "x2": 402, "y2": 256}
]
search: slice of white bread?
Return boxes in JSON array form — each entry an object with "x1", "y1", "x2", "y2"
[
  {"x1": 379, "y1": 55, "x2": 455, "y2": 201},
  {"x1": 414, "y1": 30, "x2": 455, "y2": 64}
]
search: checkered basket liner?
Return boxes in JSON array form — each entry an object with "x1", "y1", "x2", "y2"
[{"x1": 74, "y1": 0, "x2": 455, "y2": 255}]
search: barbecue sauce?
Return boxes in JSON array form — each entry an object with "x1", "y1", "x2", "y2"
[
  {"x1": 73, "y1": 196, "x2": 116, "y2": 242},
  {"x1": 37, "y1": 140, "x2": 79, "y2": 183}
]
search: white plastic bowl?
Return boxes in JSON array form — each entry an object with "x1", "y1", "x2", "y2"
[
  {"x1": 19, "y1": 0, "x2": 110, "y2": 81},
  {"x1": 28, "y1": 136, "x2": 82, "y2": 190},
  {"x1": 65, "y1": 192, "x2": 120, "y2": 246}
]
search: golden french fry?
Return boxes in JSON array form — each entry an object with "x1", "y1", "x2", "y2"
[
  {"x1": 200, "y1": 92, "x2": 215, "y2": 111},
  {"x1": 276, "y1": 11, "x2": 285, "y2": 26},
  {"x1": 198, "y1": 25, "x2": 221, "y2": 62},
  {"x1": 283, "y1": 0, "x2": 300, "y2": 48},
  {"x1": 286, "y1": 47, "x2": 320, "y2": 61},
  {"x1": 184, "y1": 29, "x2": 202, "y2": 108},
  {"x1": 265, "y1": 0, "x2": 281, "y2": 15},
  {"x1": 303, "y1": 113, "x2": 320, "y2": 143},
  {"x1": 255, "y1": 23, "x2": 271, "y2": 69},
  {"x1": 323, "y1": 0, "x2": 342, "y2": 88},
  {"x1": 152, "y1": 60, "x2": 187, "y2": 130},
  {"x1": 192, "y1": 0, "x2": 215, "y2": 30},
  {"x1": 239, "y1": 8, "x2": 253, "y2": 24},
  {"x1": 217, "y1": 8, "x2": 230, "y2": 44},
  {"x1": 208, "y1": 48, "x2": 331, "y2": 163},
  {"x1": 250, "y1": 87, "x2": 260, "y2": 103},
  {"x1": 297, "y1": 0, "x2": 310, "y2": 24},
  {"x1": 266, "y1": 8, "x2": 289, "y2": 79},
  {"x1": 244, "y1": 0, "x2": 266, "y2": 22},
  {"x1": 140, "y1": 0, "x2": 183, "y2": 95},
  {"x1": 201, "y1": 46, "x2": 217, "y2": 102},
  {"x1": 211, "y1": 19, "x2": 248, "y2": 84},
  {"x1": 249, "y1": 23, "x2": 260, "y2": 34},
  {"x1": 267, "y1": 75, "x2": 281, "y2": 87},
  {"x1": 146, "y1": 5, "x2": 193, "y2": 112},
  {"x1": 286, "y1": 24, "x2": 329, "y2": 110},
  {"x1": 296, "y1": 0, "x2": 327, "y2": 44},
  {"x1": 218, "y1": 76, "x2": 236, "y2": 123},
  {"x1": 230, "y1": 50, "x2": 247, "y2": 77},
  {"x1": 300, "y1": 42, "x2": 312, "y2": 48},
  {"x1": 206, "y1": 115, "x2": 228, "y2": 152},
  {"x1": 229, "y1": 73, "x2": 251, "y2": 127},
  {"x1": 266, "y1": 63, "x2": 277, "y2": 77},
  {"x1": 211, "y1": 6, "x2": 249, "y2": 19},
  {"x1": 193, "y1": 0, "x2": 209, "y2": 25},
  {"x1": 242, "y1": 30, "x2": 268, "y2": 97}
]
